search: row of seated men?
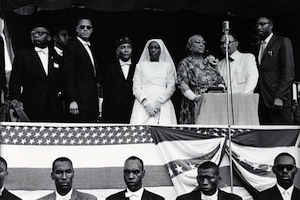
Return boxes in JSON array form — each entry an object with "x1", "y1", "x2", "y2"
[
  {"x1": 0, "y1": 16, "x2": 295, "y2": 125},
  {"x1": 0, "y1": 152, "x2": 298, "y2": 200}
]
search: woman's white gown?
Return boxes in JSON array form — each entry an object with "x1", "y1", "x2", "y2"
[{"x1": 130, "y1": 61, "x2": 177, "y2": 125}]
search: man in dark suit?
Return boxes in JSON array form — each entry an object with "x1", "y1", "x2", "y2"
[
  {"x1": 0, "y1": 157, "x2": 22, "y2": 200},
  {"x1": 176, "y1": 161, "x2": 242, "y2": 200},
  {"x1": 37, "y1": 157, "x2": 97, "y2": 200},
  {"x1": 106, "y1": 156, "x2": 165, "y2": 200},
  {"x1": 258, "y1": 152, "x2": 299, "y2": 200},
  {"x1": 102, "y1": 37, "x2": 135, "y2": 123},
  {"x1": 9, "y1": 26, "x2": 63, "y2": 122},
  {"x1": 254, "y1": 16, "x2": 295, "y2": 124},
  {"x1": 0, "y1": 36, "x2": 6, "y2": 104},
  {"x1": 63, "y1": 17, "x2": 100, "y2": 122}
]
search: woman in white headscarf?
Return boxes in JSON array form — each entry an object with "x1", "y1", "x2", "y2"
[{"x1": 130, "y1": 39, "x2": 177, "y2": 125}]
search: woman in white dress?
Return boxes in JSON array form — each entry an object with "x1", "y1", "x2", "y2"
[{"x1": 130, "y1": 39, "x2": 177, "y2": 125}]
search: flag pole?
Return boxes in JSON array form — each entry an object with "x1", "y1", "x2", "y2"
[{"x1": 223, "y1": 21, "x2": 234, "y2": 193}]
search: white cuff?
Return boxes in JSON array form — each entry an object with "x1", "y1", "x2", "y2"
[{"x1": 184, "y1": 90, "x2": 197, "y2": 101}]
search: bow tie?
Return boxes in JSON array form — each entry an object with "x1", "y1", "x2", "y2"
[
  {"x1": 120, "y1": 60, "x2": 132, "y2": 66},
  {"x1": 125, "y1": 191, "x2": 140, "y2": 198},
  {"x1": 83, "y1": 41, "x2": 91, "y2": 46},
  {"x1": 35, "y1": 47, "x2": 48, "y2": 54},
  {"x1": 229, "y1": 57, "x2": 234, "y2": 61},
  {"x1": 56, "y1": 196, "x2": 70, "y2": 200}
]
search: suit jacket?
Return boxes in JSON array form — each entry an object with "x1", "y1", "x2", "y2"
[
  {"x1": 218, "y1": 50, "x2": 258, "y2": 94},
  {"x1": 176, "y1": 188, "x2": 242, "y2": 200},
  {"x1": 0, "y1": 36, "x2": 6, "y2": 94},
  {"x1": 63, "y1": 38, "x2": 99, "y2": 122},
  {"x1": 0, "y1": 188, "x2": 22, "y2": 200},
  {"x1": 37, "y1": 189, "x2": 97, "y2": 200},
  {"x1": 106, "y1": 189, "x2": 165, "y2": 200},
  {"x1": 258, "y1": 185, "x2": 300, "y2": 200},
  {"x1": 102, "y1": 61, "x2": 136, "y2": 123},
  {"x1": 9, "y1": 46, "x2": 63, "y2": 122},
  {"x1": 255, "y1": 34, "x2": 295, "y2": 108}
]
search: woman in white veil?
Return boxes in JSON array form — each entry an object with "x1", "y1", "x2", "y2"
[{"x1": 130, "y1": 39, "x2": 177, "y2": 125}]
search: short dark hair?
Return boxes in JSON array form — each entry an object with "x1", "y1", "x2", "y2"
[
  {"x1": 77, "y1": 17, "x2": 92, "y2": 26},
  {"x1": 0, "y1": 157, "x2": 7, "y2": 170},
  {"x1": 257, "y1": 16, "x2": 273, "y2": 26},
  {"x1": 274, "y1": 152, "x2": 296, "y2": 165},
  {"x1": 125, "y1": 156, "x2": 144, "y2": 170},
  {"x1": 198, "y1": 161, "x2": 219, "y2": 175},
  {"x1": 229, "y1": 32, "x2": 239, "y2": 41},
  {"x1": 52, "y1": 157, "x2": 73, "y2": 172}
]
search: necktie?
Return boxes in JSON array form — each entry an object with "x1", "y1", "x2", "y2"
[
  {"x1": 258, "y1": 41, "x2": 266, "y2": 64},
  {"x1": 56, "y1": 196, "x2": 70, "y2": 200},
  {"x1": 282, "y1": 190, "x2": 290, "y2": 200}
]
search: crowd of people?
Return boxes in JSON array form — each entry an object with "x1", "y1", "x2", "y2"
[
  {"x1": 0, "y1": 16, "x2": 295, "y2": 125},
  {"x1": 0, "y1": 152, "x2": 298, "y2": 200}
]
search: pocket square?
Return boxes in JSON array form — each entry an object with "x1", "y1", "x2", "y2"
[
  {"x1": 53, "y1": 62, "x2": 59, "y2": 68},
  {"x1": 267, "y1": 51, "x2": 273, "y2": 56}
]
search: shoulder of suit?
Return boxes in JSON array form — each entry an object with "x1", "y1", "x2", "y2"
[
  {"x1": 106, "y1": 189, "x2": 126, "y2": 200},
  {"x1": 218, "y1": 189, "x2": 242, "y2": 200},
  {"x1": 144, "y1": 189, "x2": 165, "y2": 199},
  {"x1": 74, "y1": 189, "x2": 97, "y2": 199}
]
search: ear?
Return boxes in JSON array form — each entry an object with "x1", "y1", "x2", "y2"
[
  {"x1": 142, "y1": 170, "x2": 145, "y2": 179},
  {"x1": 217, "y1": 175, "x2": 221, "y2": 183},
  {"x1": 3, "y1": 171, "x2": 8, "y2": 181},
  {"x1": 47, "y1": 35, "x2": 51, "y2": 42},
  {"x1": 51, "y1": 172, "x2": 55, "y2": 180}
]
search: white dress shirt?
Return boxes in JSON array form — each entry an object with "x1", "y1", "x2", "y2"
[
  {"x1": 125, "y1": 187, "x2": 144, "y2": 200},
  {"x1": 217, "y1": 50, "x2": 259, "y2": 94},
  {"x1": 277, "y1": 184, "x2": 294, "y2": 200},
  {"x1": 0, "y1": 186, "x2": 4, "y2": 196},
  {"x1": 55, "y1": 188, "x2": 73, "y2": 200},
  {"x1": 54, "y1": 46, "x2": 63, "y2": 56},
  {"x1": 119, "y1": 59, "x2": 131, "y2": 79},
  {"x1": 35, "y1": 46, "x2": 49, "y2": 75}
]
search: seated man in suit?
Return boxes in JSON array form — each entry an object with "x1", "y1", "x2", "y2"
[
  {"x1": 37, "y1": 157, "x2": 97, "y2": 200},
  {"x1": 176, "y1": 161, "x2": 242, "y2": 200},
  {"x1": 0, "y1": 157, "x2": 22, "y2": 200},
  {"x1": 106, "y1": 156, "x2": 165, "y2": 200},
  {"x1": 258, "y1": 152, "x2": 299, "y2": 200}
]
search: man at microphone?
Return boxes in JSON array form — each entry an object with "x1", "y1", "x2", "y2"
[
  {"x1": 218, "y1": 31, "x2": 258, "y2": 94},
  {"x1": 106, "y1": 156, "x2": 164, "y2": 200}
]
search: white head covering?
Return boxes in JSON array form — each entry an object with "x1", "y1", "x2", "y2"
[{"x1": 138, "y1": 39, "x2": 175, "y2": 65}]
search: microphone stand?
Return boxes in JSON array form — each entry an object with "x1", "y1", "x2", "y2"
[{"x1": 224, "y1": 29, "x2": 234, "y2": 193}]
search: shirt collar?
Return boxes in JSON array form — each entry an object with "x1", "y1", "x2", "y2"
[
  {"x1": 119, "y1": 59, "x2": 132, "y2": 66},
  {"x1": 35, "y1": 46, "x2": 49, "y2": 54},
  {"x1": 125, "y1": 186, "x2": 144, "y2": 198},
  {"x1": 263, "y1": 32, "x2": 273, "y2": 45},
  {"x1": 201, "y1": 189, "x2": 218, "y2": 200},
  {"x1": 54, "y1": 46, "x2": 63, "y2": 56},
  {"x1": 77, "y1": 36, "x2": 91, "y2": 46},
  {"x1": 229, "y1": 50, "x2": 239, "y2": 61},
  {"x1": 55, "y1": 188, "x2": 73, "y2": 200},
  {"x1": 0, "y1": 186, "x2": 4, "y2": 196},
  {"x1": 277, "y1": 184, "x2": 294, "y2": 196}
]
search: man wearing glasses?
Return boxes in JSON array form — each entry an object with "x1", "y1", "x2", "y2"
[
  {"x1": 63, "y1": 17, "x2": 100, "y2": 122},
  {"x1": 218, "y1": 32, "x2": 258, "y2": 94},
  {"x1": 254, "y1": 16, "x2": 295, "y2": 125},
  {"x1": 258, "y1": 152, "x2": 299, "y2": 200},
  {"x1": 9, "y1": 26, "x2": 63, "y2": 122}
]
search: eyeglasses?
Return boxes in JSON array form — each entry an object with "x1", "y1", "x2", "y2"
[
  {"x1": 274, "y1": 164, "x2": 295, "y2": 171},
  {"x1": 220, "y1": 40, "x2": 236, "y2": 46},
  {"x1": 60, "y1": 33, "x2": 70, "y2": 38},
  {"x1": 255, "y1": 22, "x2": 270, "y2": 27},
  {"x1": 31, "y1": 31, "x2": 48, "y2": 36},
  {"x1": 78, "y1": 25, "x2": 93, "y2": 30}
]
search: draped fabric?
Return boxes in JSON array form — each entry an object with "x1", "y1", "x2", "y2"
[{"x1": 1, "y1": 0, "x2": 300, "y2": 18}]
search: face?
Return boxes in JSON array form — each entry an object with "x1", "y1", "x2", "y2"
[
  {"x1": 148, "y1": 41, "x2": 161, "y2": 62},
  {"x1": 197, "y1": 168, "x2": 220, "y2": 196},
  {"x1": 189, "y1": 36, "x2": 206, "y2": 55},
  {"x1": 123, "y1": 159, "x2": 145, "y2": 192},
  {"x1": 54, "y1": 30, "x2": 70, "y2": 49},
  {"x1": 273, "y1": 155, "x2": 297, "y2": 189},
  {"x1": 0, "y1": 161, "x2": 8, "y2": 188},
  {"x1": 255, "y1": 17, "x2": 273, "y2": 39},
  {"x1": 31, "y1": 27, "x2": 51, "y2": 48},
  {"x1": 76, "y1": 19, "x2": 93, "y2": 41},
  {"x1": 220, "y1": 34, "x2": 238, "y2": 55},
  {"x1": 51, "y1": 161, "x2": 74, "y2": 195},
  {"x1": 116, "y1": 43, "x2": 132, "y2": 61}
]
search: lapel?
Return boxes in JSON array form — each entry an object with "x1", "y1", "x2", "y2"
[
  {"x1": 70, "y1": 189, "x2": 78, "y2": 200},
  {"x1": 291, "y1": 187, "x2": 300, "y2": 200},
  {"x1": 116, "y1": 62, "x2": 126, "y2": 80},
  {"x1": 128, "y1": 63, "x2": 135, "y2": 81},
  {"x1": 261, "y1": 35, "x2": 276, "y2": 61},
  {"x1": 31, "y1": 48, "x2": 47, "y2": 77}
]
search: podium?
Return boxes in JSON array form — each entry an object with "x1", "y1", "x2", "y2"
[{"x1": 195, "y1": 93, "x2": 259, "y2": 125}]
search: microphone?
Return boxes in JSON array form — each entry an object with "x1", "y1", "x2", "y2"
[{"x1": 222, "y1": 21, "x2": 230, "y2": 34}]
